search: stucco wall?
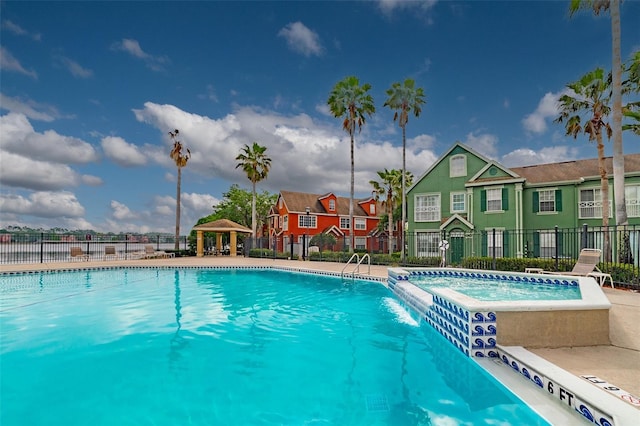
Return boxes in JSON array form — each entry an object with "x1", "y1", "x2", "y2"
[{"x1": 496, "y1": 309, "x2": 610, "y2": 348}]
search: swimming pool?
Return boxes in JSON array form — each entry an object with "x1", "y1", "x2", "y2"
[
  {"x1": 409, "y1": 275, "x2": 582, "y2": 301},
  {"x1": 0, "y1": 267, "x2": 549, "y2": 425}
]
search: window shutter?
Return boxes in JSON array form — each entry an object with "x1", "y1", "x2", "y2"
[
  {"x1": 555, "y1": 190, "x2": 562, "y2": 212},
  {"x1": 503, "y1": 230, "x2": 510, "y2": 257},
  {"x1": 480, "y1": 190, "x2": 487, "y2": 212},
  {"x1": 481, "y1": 231, "x2": 487, "y2": 257},
  {"x1": 502, "y1": 188, "x2": 509, "y2": 211},
  {"x1": 533, "y1": 191, "x2": 539, "y2": 213},
  {"x1": 533, "y1": 232, "x2": 540, "y2": 257}
]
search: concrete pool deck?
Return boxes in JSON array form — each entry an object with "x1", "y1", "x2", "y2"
[{"x1": 2, "y1": 256, "x2": 638, "y2": 408}]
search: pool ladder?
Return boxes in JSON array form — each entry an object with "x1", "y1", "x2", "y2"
[{"x1": 341, "y1": 253, "x2": 371, "y2": 279}]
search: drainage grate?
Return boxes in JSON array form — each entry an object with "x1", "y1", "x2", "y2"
[{"x1": 365, "y1": 393, "x2": 390, "y2": 412}]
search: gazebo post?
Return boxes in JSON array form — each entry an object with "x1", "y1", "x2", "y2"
[
  {"x1": 196, "y1": 230, "x2": 204, "y2": 257},
  {"x1": 216, "y1": 233, "x2": 223, "y2": 254},
  {"x1": 230, "y1": 231, "x2": 238, "y2": 256}
]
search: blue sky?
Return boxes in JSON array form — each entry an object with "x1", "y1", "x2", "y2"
[{"x1": 1, "y1": 1, "x2": 639, "y2": 234}]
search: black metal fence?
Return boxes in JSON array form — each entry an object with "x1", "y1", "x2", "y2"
[
  {"x1": 246, "y1": 224, "x2": 640, "y2": 288},
  {"x1": 0, "y1": 233, "x2": 189, "y2": 264}
]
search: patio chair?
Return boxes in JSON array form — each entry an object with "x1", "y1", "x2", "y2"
[
  {"x1": 143, "y1": 245, "x2": 174, "y2": 259},
  {"x1": 70, "y1": 247, "x2": 90, "y2": 261},
  {"x1": 540, "y1": 248, "x2": 612, "y2": 286},
  {"x1": 103, "y1": 245, "x2": 118, "y2": 261}
]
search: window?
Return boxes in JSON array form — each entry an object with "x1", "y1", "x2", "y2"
[
  {"x1": 486, "y1": 229, "x2": 504, "y2": 258},
  {"x1": 355, "y1": 218, "x2": 366, "y2": 230},
  {"x1": 538, "y1": 230, "x2": 556, "y2": 258},
  {"x1": 486, "y1": 188, "x2": 502, "y2": 212},
  {"x1": 279, "y1": 198, "x2": 283, "y2": 208},
  {"x1": 415, "y1": 194, "x2": 441, "y2": 222},
  {"x1": 355, "y1": 237, "x2": 366, "y2": 250},
  {"x1": 340, "y1": 217, "x2": 350, "y2": 229},
  {"x1": 450, "y1": 192, "x2": 466, "y2": 213},
  {"x1": 533, "y1": 189, "x2": 561, "y2": 213},
  {"x1": 298, "y1": 215, "x2": 316, "y2": 228},
  {"x1": 416, "y1": 232, "x2": 440, "y2": 257},
  {"x1": 329, "y1": 199, "x2": 335, "y2": 211},
  {"x1": 283, "y1": 215, "x2": 288, "y2": 231},
  {"x1": 450, "y1": 154, "x2": 467, "y2": 177},
  {"x1": 369, "y1": 204, "x2": 375, "y2": 214},
  {"x1": 579, "y1": 188, "x2": 611, "y2": 219},
  {"x1": 626, "y1": 185, "x2": 640, "y2": 217},
  {"x1": 481, "y1": 188, "x2": 507, "y2": 212}
]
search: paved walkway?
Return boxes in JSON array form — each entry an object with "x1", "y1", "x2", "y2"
[{"x1": 2, "y1": 256, "x2": 639, "y2": 401}]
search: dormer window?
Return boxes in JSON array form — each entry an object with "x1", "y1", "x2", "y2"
[
  {"x1": 329, "y1": 199, "x2": 335, "y2": 211},
  {"x1": 450, "y1": 154, "x2": 467, "y2": 177},
  {"x1": 369, "y1": 204, "x2": 375, "y2": 214}
]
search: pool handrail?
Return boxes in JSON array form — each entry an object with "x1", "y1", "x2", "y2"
[{"x1": 341, "y1": 253, "x2": 371, "y2": 278}]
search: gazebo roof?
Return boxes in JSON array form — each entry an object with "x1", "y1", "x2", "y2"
[{"x1": 193, "y1": 219, "x2": 253, "y2": 234}]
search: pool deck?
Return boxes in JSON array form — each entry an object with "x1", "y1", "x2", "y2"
[{"x1": 2, "y1": 256, "x2": 639, "y2": 406}]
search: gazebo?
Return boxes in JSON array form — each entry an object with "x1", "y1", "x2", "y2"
[{"x1": 192, "y1": 219, "x2": 253, "y2": 257}]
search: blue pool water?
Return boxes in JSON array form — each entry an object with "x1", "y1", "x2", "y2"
[
  {"x1": 410, "y1": 275, "x2": 582, "y2": 301},
  {"x1": 0, "y1": 268, "x2": 549, "y2": 425}
]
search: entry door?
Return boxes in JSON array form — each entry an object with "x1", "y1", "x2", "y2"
[{"x1": 450, "y1": 231, "x2": 465, "y2": 264}]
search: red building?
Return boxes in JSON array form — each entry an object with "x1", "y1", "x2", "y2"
[{"x1": 268, "y1": 190, "x2": 386, "y2": 254}]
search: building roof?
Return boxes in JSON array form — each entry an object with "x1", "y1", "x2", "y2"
[
  {"x1": 278, "y1": 190, "x2": 377, "y2": 216},
  {"x1": 510, "y1": 153, "x2": 640, "y2": 185},
  {"x1": 193, "y1": 219, "x2": 252, "y2": 233}
]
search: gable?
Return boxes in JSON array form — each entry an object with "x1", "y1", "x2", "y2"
[{"x1": 408, "y1": 142, "x2": 492, "y2": 195}]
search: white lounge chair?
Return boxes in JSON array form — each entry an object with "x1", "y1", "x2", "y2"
[
  {"x1": 70, "y1": 246, "x2": 89, "y2": 261},
  {"x1": 103, "y1": 245, "x2": 118, "y2": 260}
]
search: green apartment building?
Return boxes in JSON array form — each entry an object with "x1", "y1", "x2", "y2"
[{"x1": 406, "y1": 143, "x2": 640, "y2": 265}]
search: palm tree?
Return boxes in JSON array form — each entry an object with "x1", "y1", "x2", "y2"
[
  {"x1": 235, "y1": 142, "x2": 271, "y2": 249},
  {"x1": 327, "y1": 76, "x2": 375, "y2": 253},
  {"x1": 569, "y1": 0, "x2": 627, "y2": 226},
  {"x1": 555, "y1": 68, "x2": 612, "y2": 261},
  {"x1": 384, "y1": 78, "x2": 425, "y2": 263},
  {"x1": 169, "y1": 129, "x2": 190, "y2": 250},
  {"x1": 370, "y1": 169, "x2": 413, "y2": 255}
]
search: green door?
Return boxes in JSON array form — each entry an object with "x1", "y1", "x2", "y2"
[{"x1": 450, "y1": 231, "x2": 465, "y2": 264}]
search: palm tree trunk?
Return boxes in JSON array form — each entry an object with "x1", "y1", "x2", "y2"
[
  {"x1": 349, "y1": 130, "x2": 355, "y2": 253},
  {"x1": 611, "y1": 0, "x2": 627, "y2": 228},
  {"x1": 401, "y1": 125, "x2": 406, "y2": 264},
  {"x1": 387, "y1": 191, "x2": 393, "y2": 255},
  {"x1": 175, "y1": 166, "x2": 181, "y2": 250},
  {"x1": 252, "y1": 181, "x2": 257, "y2": 250},
  {"x1": 597, "y1": 135, "x2": 611, "y2": 262}
]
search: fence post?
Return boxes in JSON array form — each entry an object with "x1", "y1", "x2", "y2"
[
  {"x1": 40, "y1": 232, "x2": 44, "y2": 264},
  {"x1": 492, "y1": 228, "x2": 496, "y2": 270},
  {"x1": 581, "y1": 223, "x2": 588, "y2": 250},
  {"x1": 554, "y1": 225, "x2": 559, "y2": 271}
]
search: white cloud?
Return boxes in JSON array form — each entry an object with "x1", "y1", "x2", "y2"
[
  {"x1": 110, "y1": 200, "x2": 139, "y2": 221},
  {"x1": 110, "y1": 38, "x2": 169, "y2": 71},
  {"x1": 501, "y1": 146, "x2": 580, "y2": 167},
  {"x1": 522, "y1": 90, "x2": 568, "y2": 134},
  {"x1": 0, "y1": 191, "x2": 84, "y2": 219},
  {"x1": 101, "y1": 136, "x2": 147, "y2": 167},
  {"x1": 1, "y1": 20, "x2": 41, "y2": 41},
  {"x1": 54, "y1": 55, "x2": 93, "y2": 78},
  {"x1": 0, "y1": 113, "x2": 99, "y2": 191},
  {"x1": 278, "y1": 22, "x2": 324, "y2": 57},
  {"x1": 1, "y1": 113, "x2": 98, "y2": 164},
  {"x1": 0, "y1": 150, "x2": 82, "y2": 191},
  {"x1": 462, "y1": 131, "x2": 499, "y2": 159},
  {"x1": 377, "y1": 0, "x2": 438, "y2": 22},
  {"x1": 0, "y1": 93, "x2": 64, "y2": 122},
  {"x1": 0, "y1": 46, "x2": 37, "y2": 79},
  {"x1": 133, "y1": 102, "x2": 439, "y2": 198}
]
